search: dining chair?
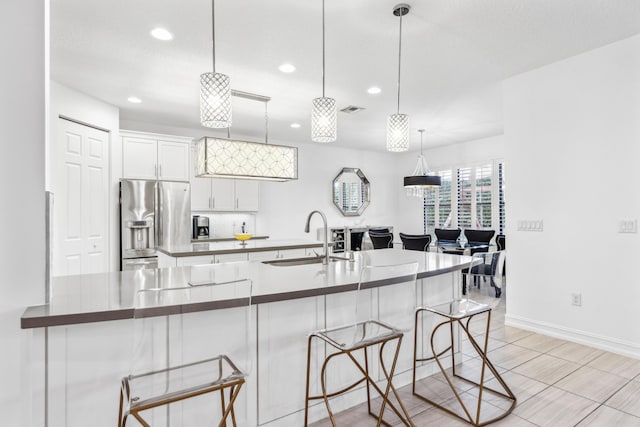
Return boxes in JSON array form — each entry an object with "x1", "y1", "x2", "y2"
[
  {"x1": 118, "y1": 278, "x2": 253, "y2": 427},
  {"x1": 434, "y1": 228, "x2": 461, "y2": 245},
  {"x1": 399, "y1": 233, "x2": 432, "y2": 252},
  {"x1": 468, "y1": 250, "x2": 507, "y2": 297},
  {"x1": 369, "y1": 231, "x2": 394, "y2": 249},
  {"x1": 496, "y1": 234, "x2": 505, "y2": 251}
]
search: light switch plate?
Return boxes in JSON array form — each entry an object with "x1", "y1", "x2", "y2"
[
  {"x1": 618, "y1": 219, "x2": 637, "y2": 234},
  {"x1": 518, "y1": 219, "x2": 544, "y2": 232}
]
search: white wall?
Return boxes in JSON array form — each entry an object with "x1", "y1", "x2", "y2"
[
  {"x1": 0, "y1": 1, "x2": 46, "y2": 425},
  {"x1": 50, "y1": 81, "x2": 121, "y2": 270},
  {"x1": 504, "y1": 34, "x2": 640, "y2": 356},
  {"x1": 394, "y1": 135, "x2": 505, "y2": 235}
]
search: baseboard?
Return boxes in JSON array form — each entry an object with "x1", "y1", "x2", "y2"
[{"x1": 505, "y1": 314, "x2": 640, "y2": 359}]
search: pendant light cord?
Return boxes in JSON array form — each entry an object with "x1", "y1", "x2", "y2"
[
  {"x1": 211, "y1": 0, "x2": 216, "y2": 73},
  {"x1": 419, "y1": 129, "x2": 424, "y2": 156},
  {"x1": 396, "y1": 11, "x2": 403, "y2": 114},
  {"x1": 322, "y1": 0, "x2": 326, "y2": 98}
]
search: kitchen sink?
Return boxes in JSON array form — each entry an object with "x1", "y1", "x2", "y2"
[{"x1": 262, "y1": 256, "x2": 349, "y2": 267}]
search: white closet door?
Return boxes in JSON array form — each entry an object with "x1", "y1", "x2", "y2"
[{"x1": 53, "y1": 118, "x2": 109, "y2": 276}]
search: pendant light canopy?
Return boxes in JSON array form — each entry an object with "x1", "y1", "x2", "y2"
[
  {"x1": 404, "y1": 129, "x2": 441, "y2": 196},
  {"x1": 200, "y1": 0, "x2": 232, "y2": 128},
  {"x1": 311, "y1": 0, "x2": 337, "y2": 143},
  {"x1": 387, "y1": 4, "x2": 410, "y2": 152}
]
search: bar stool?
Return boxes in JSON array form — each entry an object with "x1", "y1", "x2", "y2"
[
  {"x1": 412, "y1": 261, "x2": 515, "y2": 426},
  {"x1": 304, "y1": 261, "x2": 419, "y2": 426},
  {"x1": 118, "y1": 278, "x2": 253, "y2": 427}
]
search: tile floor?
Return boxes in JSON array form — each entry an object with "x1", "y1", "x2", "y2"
[{"x1": 311, "y1": 284, "x2": 640, "y2": 426}]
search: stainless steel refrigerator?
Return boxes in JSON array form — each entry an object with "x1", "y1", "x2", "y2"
[{"x1": 120, "y1": 179, "x2": 191, "y2": 270}]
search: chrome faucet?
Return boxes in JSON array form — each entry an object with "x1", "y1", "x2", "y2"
[{"x1": 304, "y1": 210, "x2": 329, "y2": 265}]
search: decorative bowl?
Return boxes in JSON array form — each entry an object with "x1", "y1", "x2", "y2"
[{"x1": 234, "y1": 233, "x2": 253, "y2": 242}]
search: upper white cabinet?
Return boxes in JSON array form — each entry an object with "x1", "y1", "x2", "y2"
[
  {"x1": 122, "y1": 133, "x2": 189, "y2": 181},
  {"x1": 190, "y1": 153, "x2": 260, "y2": 212}
]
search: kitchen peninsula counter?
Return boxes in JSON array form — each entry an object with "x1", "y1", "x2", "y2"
[
  {"x1": 21, "y1": 249, "x2": 472, "y2": 329},
  {"x1": 22, "y1": 249, "x2": 473, "y2": 427}
]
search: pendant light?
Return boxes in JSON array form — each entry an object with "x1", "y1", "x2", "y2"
[
  {"x1": 387, "y1": 4, "x2": 410, "y2": 152},
  {"x1": 404, "y1": 129, "x2": 441, "y2": 196},
  {"x1": 311, "y1": 0, "x2": 337, "y2": 143},
  {"x1": 200, "y1": 0, "x2": 232, "y2": 128}
]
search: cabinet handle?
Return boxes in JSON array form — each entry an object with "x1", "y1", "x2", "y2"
[
  {"x1": 159, "y1": 164, "x2": 162, "y2": 177},
  {"x1": 236, "y1": 198, "x2": 239, "y2": 209},
  {"x1": 154, "y1": 164, "x2": 157, "y2": 177}
]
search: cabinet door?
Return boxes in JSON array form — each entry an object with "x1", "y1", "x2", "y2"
[
  {"x1": 235, "y1": 180, "x2": 260, "y2": 211},
  {"x1": 191, "y1": 177, "x2": 213, "y2": 211},
  {"x1": 211, "y1": 178, "x2": 235, "y2": 211},
  {"x1": 157, "y1": 140, "x2": 189, "y2": 181},
  {"x1": 176, "y1": 255, "x2": 215, "y2": 266},
  {"x1": 123, "y1": 137, "x2": 157, "y2": 179}
]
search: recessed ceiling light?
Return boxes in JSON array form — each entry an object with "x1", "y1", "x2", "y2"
[
  {"x1": 127, "y1": 96, "x2": 142, "y2": 104},
  {"x1": 278, "y1": 63, "x2": 296, "y2": 73},
  {"x1": 290, "y1": 123, "x2": 301, "y2": 129},
  {"x1": 150, "y1": 27, "x2": 173, "y2": 41},
  {"x1": 367, "y1": 86, "x2": 382, "y2": 95}
]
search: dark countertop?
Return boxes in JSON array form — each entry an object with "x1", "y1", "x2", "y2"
[
  {"x1": 158, "y1": 239, "x2": 326, "y2": 257},
  {"x1": 191, "y1": 235, "x2": 269, "y2": 243},
  {"x1": 21, "y1": 249, "x2": 474, "y2": 329}
]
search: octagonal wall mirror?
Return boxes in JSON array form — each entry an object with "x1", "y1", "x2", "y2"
[{"x1": 332, "y1": 167, "x2": 370, "y2": 216}]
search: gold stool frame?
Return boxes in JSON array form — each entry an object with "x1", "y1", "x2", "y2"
[
  {"x1": 118, "y1": 355, "x2": 245, "y2": 427},
  {"x1": 412, "y1": 306, "x2": 516, "y2": 426},
  {"x1": 304, "y1": 320, "x2": 415, "y2": 427}
]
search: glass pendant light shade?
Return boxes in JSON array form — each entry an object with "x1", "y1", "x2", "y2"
[
  {"x1": 387, "y1": 4, "x2": 411, "y2": 152},
  {"x1": 200, "y1": 72, "x2": 232, "y2": 128},
  {"x1": 387, "y1": 113, "x2": 409, "y2": 152},
  {"x1": 311, "y1": 0, "x2": 337, "y2": 143},
  {"x1": 311, "y1": 97, "x2": 337, "y2": 142}
]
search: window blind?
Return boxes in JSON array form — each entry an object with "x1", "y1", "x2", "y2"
[
  {"x1": 457, "y1": 167, "x2": 472, "y2": 228},
  {"x1": 475, "y1": 164, "x2": 492, "y2": 228},
  {"x1": 498, "y1": 162, "x2": 506, "y2": 234}
]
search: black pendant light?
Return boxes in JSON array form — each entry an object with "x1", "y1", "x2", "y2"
[{"x1": 404, "y1": 129, "x2": 441, "y2": 196}]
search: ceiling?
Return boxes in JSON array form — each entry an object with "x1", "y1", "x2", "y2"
[{"x1": 51, "y1": 0, "x2": 640, "y2": 152}]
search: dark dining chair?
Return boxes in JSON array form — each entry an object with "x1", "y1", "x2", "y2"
[
  {"x1": 496, "y1": 234, "x2": 506, "y2": 251},
  {"x1": 369, "y1": 231, "x2": 394, "y2": 249},
  {"x1": 434, "y1": 228, "x2": 461, "y2": 244},
  {"x1": 463, "y1": 229, "x2": 495, "y2": 255},
  {"x1": 399, "y1": 233, "x2": 432, "y2": 252},
  {"x1": 468, "y1": 250, "x2": 507, "y2": 297}
]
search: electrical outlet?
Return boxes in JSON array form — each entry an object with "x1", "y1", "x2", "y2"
[{"x1": 571, "y1": 293, "x2": 582, "y2": 307}]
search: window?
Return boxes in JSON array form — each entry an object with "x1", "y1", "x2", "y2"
[
  {"x1": 423, "y1": 170, "x2": 452, "y2": 234},
  {"x1": 457, "y1": 167, "x2": 472, "y2": 228},
  {"x1": 423, "y1": 161, "x2": 506, "y2": 234},
  {"x1": 498, "y1": 163, "x2": 506, "y2": 234},
  {"x1": 475, "y1": 164, "x2": 492, "y2": 228}
]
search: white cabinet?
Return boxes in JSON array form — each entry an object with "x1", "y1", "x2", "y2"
[
  {"x1": 190, "y1": 176, "x2": 260, "y2": 212},
  {"x1": 122, "y1": 134, "x2": 189, "y2": 181},
  {"x1": 235, "y1": 180, "x2": 260, "y2": 211}
]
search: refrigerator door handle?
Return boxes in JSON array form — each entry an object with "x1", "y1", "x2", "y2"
[{"x1": 154, "y1": 183, "x2": 160, "y2": 247}]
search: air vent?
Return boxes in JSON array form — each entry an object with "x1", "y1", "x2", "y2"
[{"x1": 340, "y1": 105, "x2": 366, "y2": 114}]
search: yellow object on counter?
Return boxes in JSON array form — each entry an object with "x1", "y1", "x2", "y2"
[{"x1": 234, "y1": 233, "x2": 253, "y2": 241}]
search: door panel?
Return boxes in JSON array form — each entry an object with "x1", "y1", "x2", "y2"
[{"x1": 54, "y1": 119, "x2": 109, "y2": 276}]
